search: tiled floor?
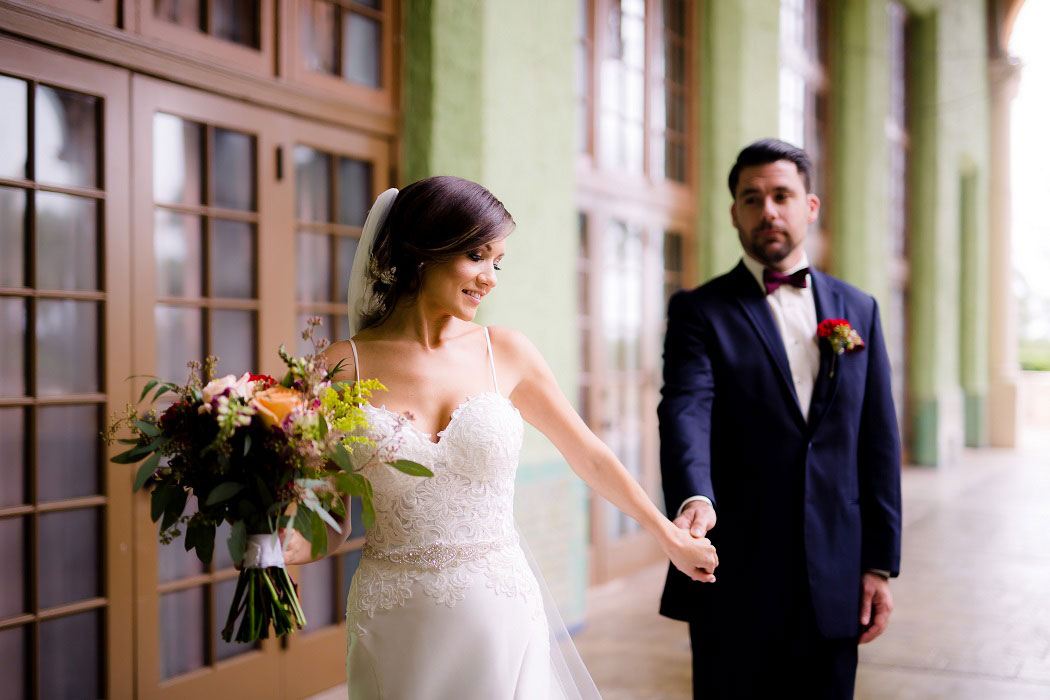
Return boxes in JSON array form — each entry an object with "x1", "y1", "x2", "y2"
[
  {"x1": 573, "y1": 432, "x2": 1050, "y2": 699},
  {"x1": 313, "y1": 433, "x2": 1050, "y2": 699}
]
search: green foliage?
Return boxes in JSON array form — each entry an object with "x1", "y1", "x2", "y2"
[{"x1": 1020, "y1": 341, "x2": 1050, "y2": 372}]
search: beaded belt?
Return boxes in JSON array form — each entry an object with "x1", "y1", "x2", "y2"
[{"x1": 362, "y1": 535, "x2": 517, "y2": 571}]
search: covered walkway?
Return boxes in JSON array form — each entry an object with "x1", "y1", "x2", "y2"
[{"x1": 574, "y1": 433, "x2": 1050, "y2": 699}]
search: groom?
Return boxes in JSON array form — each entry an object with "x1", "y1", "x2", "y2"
[{"x1": 658, "y1": 139, "x2": 902, "y2": 699}]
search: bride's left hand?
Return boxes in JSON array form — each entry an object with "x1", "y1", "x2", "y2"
[
  {"x1": 664, "y1": 526, "x2": 718, "y2": 583},
  {"x1": 279, "y1": 527, "x2": 313, "y2": 566}
]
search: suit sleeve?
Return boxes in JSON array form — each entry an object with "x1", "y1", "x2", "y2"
[
  {"x1": 858, "y1": 298, "x2": 903, "y2": 576},
  {"x1": 658, "y1": 290, "x2": 716, "y2": 517}
]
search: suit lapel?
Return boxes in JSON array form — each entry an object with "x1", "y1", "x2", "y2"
[
  {"x1": 730, "y1": 263, "x2": 806, "y2": 428},
  {"x1": 808, "y1": 270, "x2": 844, "y2": 431}
]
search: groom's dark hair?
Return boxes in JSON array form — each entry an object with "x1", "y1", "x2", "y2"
[{"x1": 728, "y1": 139, "x2": 813, "y2": 196}]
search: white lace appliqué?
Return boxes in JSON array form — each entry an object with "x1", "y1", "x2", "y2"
[{"x1": 345, "y1": 393, "x2": 542, "y2": 632}]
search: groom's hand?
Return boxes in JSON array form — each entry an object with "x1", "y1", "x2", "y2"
[
  {"x1": 674, "y1": 501, "x2": 716, "y2": 538},
  {"x1": 858, "y1": 572, "x2": 894, "y2": 643}
]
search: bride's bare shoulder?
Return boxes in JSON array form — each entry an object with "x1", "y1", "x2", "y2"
[
  {"x1": 486, "y1": 326, "x2": 545, "y2": 370},
  {"x1": 322, "y1": 340, "x2": 357, "y2": 382}
]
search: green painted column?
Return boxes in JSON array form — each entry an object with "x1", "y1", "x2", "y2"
[
  {"x1": 907, "y1": 0, "x2": 991, "y2": 464},
  {"x1": 697, "y1": 0, "x2": 782, "y2": 280},
  {"x1": 401, "y1": 0, "x2": 586, "y2": 623},
  {"x1": 828, "y1": 0, "x2": 890, "y2": 304}
]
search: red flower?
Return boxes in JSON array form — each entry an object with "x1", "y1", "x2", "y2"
[
  {"x1": 817, "y1": 319, "x2": 865, "y2": 378},
  {"x1": 249, "y1": 373, "x2": 278, "y2": 388}
]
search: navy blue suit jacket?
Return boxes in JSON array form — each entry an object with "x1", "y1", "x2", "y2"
[{"x1": 658, "y1": 261, "x2": 902, "y2": 640}]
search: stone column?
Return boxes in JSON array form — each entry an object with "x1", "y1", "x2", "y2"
[{"x1": 987, "y1": 56, "x2": 1022, "y2": 448}]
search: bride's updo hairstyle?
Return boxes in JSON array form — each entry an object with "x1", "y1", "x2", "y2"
[{"x1": 360, "y1": 175, "x2": 514, "y2": 330}]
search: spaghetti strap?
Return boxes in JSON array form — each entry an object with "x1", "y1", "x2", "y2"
[
  {"x1": 348, "y1": 338, "x2": 361, "y2": 383},
  {"x1": 483, "y1": 327, "x2": 500, "y2": 396}
]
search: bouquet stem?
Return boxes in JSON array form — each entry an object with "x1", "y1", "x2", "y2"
[{"x1": 221, "y1": 534, "x2": 307, "y2": 643}]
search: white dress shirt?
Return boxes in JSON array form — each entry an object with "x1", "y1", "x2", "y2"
[{"x1": 677, "y1": 253, "x2": 819, "y2": 517}]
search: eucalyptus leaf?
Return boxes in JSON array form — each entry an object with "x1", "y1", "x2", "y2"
[
  {"x1": 335, "y1": 472, "x2": 367, "y2": 499},
  {"x1": 151, "y1": 483, "x2": 173, "y2": 522},
  {"x1": 304, "y1": 497, "x2": 341, "y2": 532},
  {"x1": 329, "y1": 443, "x2": 351, "y2": 472},
  {"x1": 242, "y1": 434, "x2": 252, "y2": 457},
  {"x1": 161, "y1": 487, "x2": 188, "y2": 531},
  {"x1": 139, "y1": 379, "x2": 158, "y2": 402},
  {"x1": 388, "y1": 459, "x2": 434, "y2": 477},
  {"x1": 153, "y1": 384, "x2": 174, "y2": 402},
  {"x1": 205, "y1": 482, "x2": 244, "y2": 506},
  {"x1": 229, "y1": 520, "x2": 246, "y2": 567},
  {"x1": 133, "y1": 452, "x2": 161, "y2": 491},
  {"x1": 185, "y1": 519, "x2": 216, "y2": 564},
  {"x1": 361, "y1": 495, "x2": 376, "y2": 530},
  {"x1": 133, "y1": 419, "x2": 160, "y2": 438},
  {"x1": 309, "y1": 510, "x2": 327, "y2": 558},
  {"x1": 291, "y1": 509, "x2": 313, "y2": 544},
  {"x1": 319, "y1": 414, "x2": 328, "y2": 439}
]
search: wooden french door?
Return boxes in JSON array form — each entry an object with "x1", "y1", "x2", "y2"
[
  {"x1": 129, "y1": 74, "x2": 392, "y2": 698},
  {"x1": 279, "y1": 113, "x2": 391, "y2": 700},
  {"x1": 130, "y1": 74, "x2": 289, "y2": 699},
  {"x1": 0, "y1": 37, "x2": 133, "y2": 700},
  {"x1": 578, "y1": 199, "x2": 692, "y2": 583}
]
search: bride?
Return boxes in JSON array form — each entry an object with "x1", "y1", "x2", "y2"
[{"x1": 281, "y1": 176, "x2": 718, "y2": 699}]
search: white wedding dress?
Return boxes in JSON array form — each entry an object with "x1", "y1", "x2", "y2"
[{"x1": 344, "y1": 330, "x2": 598, "y2": 699}]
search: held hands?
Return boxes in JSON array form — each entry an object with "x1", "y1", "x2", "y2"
[
  {"x1": 278, "y1": 527, "x2": 313, "y2": 566},
  {"x1": 666, "y1": 500, "x2": 718, "y2": 583},
  {"x1": 673, "y1": 500, "x2": 717, "y2": 538},
  {"x1": 859, "y1": 572, "x2": 894, "y2": 643}
]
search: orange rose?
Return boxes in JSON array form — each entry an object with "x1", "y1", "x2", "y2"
[{"x1": 251, "y1": 387, "x2": 302, "y2": 428}]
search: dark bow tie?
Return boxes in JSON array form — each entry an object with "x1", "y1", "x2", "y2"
[{"x1": 762, "y1": 267, "x2": 809, "y2": 295}]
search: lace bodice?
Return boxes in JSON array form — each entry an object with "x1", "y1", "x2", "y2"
[
  {"x1": 353, "y1": 391, "x2": 523, "y2": 551},
  {"x1": 344, "y1": 330, "x2": 541, "y2": 629}
]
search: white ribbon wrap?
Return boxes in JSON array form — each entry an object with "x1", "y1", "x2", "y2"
[{"x1": 243, "y1": 533, "x2": 286, "y2": 569}]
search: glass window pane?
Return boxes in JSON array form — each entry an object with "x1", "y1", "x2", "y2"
[
  {"x1": 210, "y1": 219, "x2": 255, "y2": 298},
  {"x1": 37, "y1": 405, "x2": 101, "y2": 502},
  {"x1": 298, "y1": 556, "x2": 336, "y2": 630},
  {"x1": 301, "y1": 0, "x2": 339, "y2": 76},
  {"x1": 0, "y1": 76, "x2": 27, "y2": 180},
  {"x1": 296, "y1": 231, "x2": 331, "y2": 303},
  {"x1": 0, "y1": 297, "x2": 26, "y2": 397},
  {"x1": 0, "y1": 186, "x2": 26, "y2": 288},
  {"x1": 35, "y1": 85, "x2": 99, "y2": 190},
  {"x1": 36, "y1": 300, "x2": 100, "y2": 396},
  {"x1": 336, "y1": 235, "x2": 358, "y2": 304},
  {"x1": 295, "y1": 146, "x2": 332, "y2": 223},
  {"x1": 158, "y1": 494, "x2": 205, "y2": 582},
  {"x1": 336, "y1": 157, "x2": 371, "y2": 227},
  {"x1": 210, "y1": 0, "x2": 260, "y2": 48},
  {"x1": 153, "y1": 113, "x2": 204, "y2": 207},
  {"x1": 159, "y1": 587, "x2": 206, "y2": 679},
  {"x1": 339, "y1": 548, "x2": 363, "y2": 605},
  {"x1": 0, "y1": 409, "x2": 25, "y2": 507},
  {"x1": 211, "y1": 128, "x2": 256, "y2": 212},
  {"x1": 35, "y1": 192, "x2": 99, "y2": 292},
  {"x1": 154, "y1": 0, "x2": 203, "y2": 30},
  {"x1": 155, "y1": 210, "x2": 203, "y2": 298},
  {"x1": 209, "y1": 309, "x2": 255, "y2": 376},
  {"x1": 342, "y1": 12, "x2": 381, "y2": 88},
  {"x1": 215, "y1": 577, "x2": 256, "y2": 659},
  {"x1": 38, "y1": 610, "x2": 102, "y2": 700},
  {"x1": 155, "y1": 305, "x2": 203, "y2": 381},
  {"x1": 0, "y1": 626, "x2": 27, "y2": 700},
  {"x1": 38, "y1": 508, "x2": 101, "y2": 608},
  {"x1": 0, "y1": 517, "x2": 26, "y2": 618}
]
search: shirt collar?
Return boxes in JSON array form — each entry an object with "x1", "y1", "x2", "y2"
[{"x1": 741, "y1": 251, "x2": 811, "y2": 294}]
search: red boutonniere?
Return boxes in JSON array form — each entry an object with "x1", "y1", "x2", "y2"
[{"x1": 817, "y1": 318, "x2": 865, "y2": 378}]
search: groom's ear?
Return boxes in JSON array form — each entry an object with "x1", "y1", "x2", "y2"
[
  {"x1": 730, "y1": 201, "x2": 739, "y2": 228},
  {"x1": 806, "y1": 193, "x2": 820, "y2": 223}
]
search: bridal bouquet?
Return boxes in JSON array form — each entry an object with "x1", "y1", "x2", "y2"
[{"x1": 104, "y1": 319, "x2": 431, "y2": 643}]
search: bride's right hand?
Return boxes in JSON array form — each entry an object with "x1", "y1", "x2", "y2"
[{"x1": 664, "y1": 526, "x2": 718, "y2": 583}]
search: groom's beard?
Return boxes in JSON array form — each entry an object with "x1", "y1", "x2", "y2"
[{"x1": 737, "y1": 226, "x2": 799, "y2": 267}]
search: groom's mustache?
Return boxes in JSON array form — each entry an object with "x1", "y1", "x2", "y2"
[{"x1": 752, "y1": 226, "x2": 787, "y2": 238}]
